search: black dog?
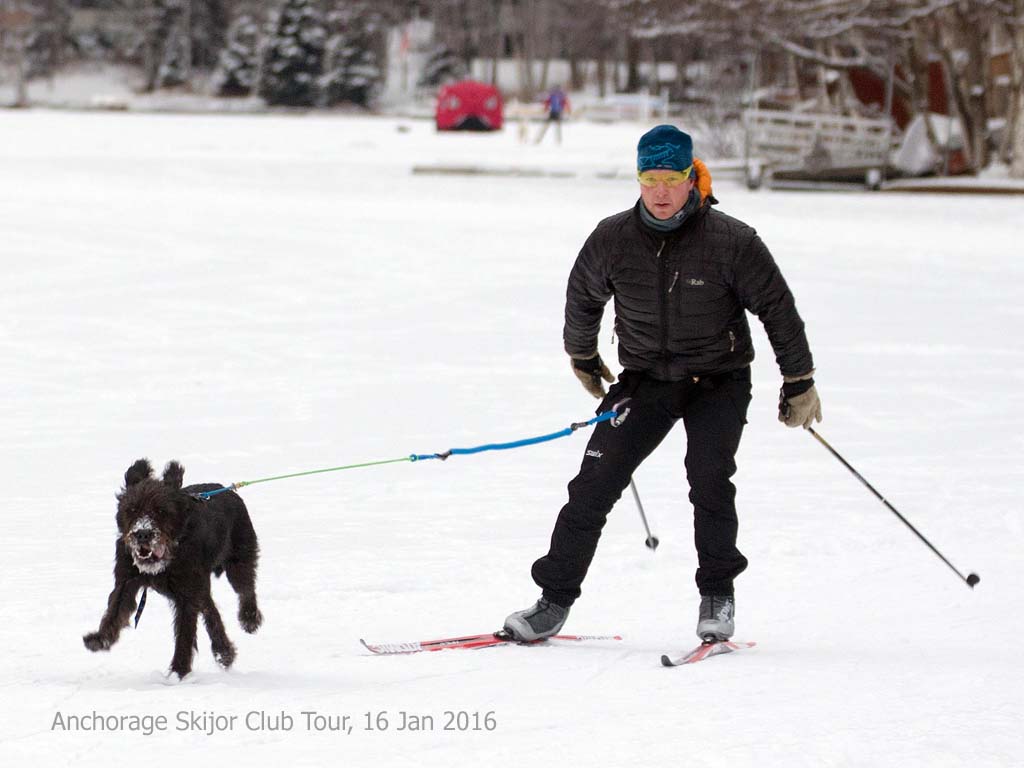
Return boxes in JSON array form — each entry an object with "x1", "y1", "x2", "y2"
[{"x1": 84, "y1": 459, "x2": 263, "y2": 679}]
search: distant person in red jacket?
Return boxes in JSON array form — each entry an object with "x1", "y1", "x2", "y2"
[{"x1": 535, "y1": 86, "x2": 570, "y2": 145}]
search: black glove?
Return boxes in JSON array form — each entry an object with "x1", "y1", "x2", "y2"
[{"x1": 571, "y1": 354, "x2": 616, "y2": 399}]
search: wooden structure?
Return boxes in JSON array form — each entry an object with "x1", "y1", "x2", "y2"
[{"x1": 743, "y1": 108, "x2": 896, "y2": 188}]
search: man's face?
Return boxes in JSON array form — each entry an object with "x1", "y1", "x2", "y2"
[{"x1": 639, "y1": 169, "x2": 695, "y2": 220}]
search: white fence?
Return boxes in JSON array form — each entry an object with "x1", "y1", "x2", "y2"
[{"x1": 743, "y1": 108, "x2": 895, "y2": 169}]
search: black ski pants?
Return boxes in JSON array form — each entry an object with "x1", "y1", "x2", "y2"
[{"x1": 532, "y1": 367, "x2": 752, "y2": 607}]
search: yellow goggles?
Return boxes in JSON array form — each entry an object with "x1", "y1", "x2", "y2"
[{"x1": 637, "y1": 166, "x2": 693, "y2": 187}]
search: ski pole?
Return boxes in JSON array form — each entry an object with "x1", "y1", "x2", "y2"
[
  {"x1": 807, "y1": 427, "x2": 979, "y2": 589},
  {"x1": 629, "y1": 478, "x2": 659, "y2": 551}
]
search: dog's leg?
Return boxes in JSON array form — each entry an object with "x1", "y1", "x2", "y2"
[
  {"x1": 84, "y1": 544, "x2": 140, "y2": 652},
  {"x1": 169, "y1": 601, "x2": 200, "y2": 679},
  {"x1": 202, "y1": 598, "x2": 236, "y2": 669},
  {"x1": 225, "y1": 560, "x2": 263, "y2": 634},
  {"x1": 83, "y1": 581, "x2": 140, "y2": 651},
  {"x1": 225, "y1": 509, "x2": 263, "y2": 634}
]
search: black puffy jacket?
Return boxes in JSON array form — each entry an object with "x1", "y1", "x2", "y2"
[{"x1": 564, "y1": 199, "x2": 813, "y2": 380}]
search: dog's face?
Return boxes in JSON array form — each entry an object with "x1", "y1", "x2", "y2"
[{"x1": 116, "y1": 459, "x2": 189, "y2": 575}]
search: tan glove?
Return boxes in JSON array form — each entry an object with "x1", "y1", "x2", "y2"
[
  {"x1": 778, "y1": 374, "x2": 822, "y2": 429},
  {"x1": 570, "y1": 354, "x2": 615, "y2": 399}
]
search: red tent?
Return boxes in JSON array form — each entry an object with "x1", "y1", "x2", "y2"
[{"x1": 435, "y1": 81, "x2": 503, "y2": 131}]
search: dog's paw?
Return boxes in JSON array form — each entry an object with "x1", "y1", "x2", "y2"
[
  {"x1": 168, "y1": 664, "x2": 192, "y2": 681},
  {"x1": 239, "y1": 606, "x2": 263, "y2": 634},
  {"x1": 212, "y1": 642, "x2": 237, "y2": 669},
  {"x1": 83, "y1": 632, "x2": 111, "y2": 652}
]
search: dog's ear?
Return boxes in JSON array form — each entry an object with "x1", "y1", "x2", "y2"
[
  {"x1": 162, "y1": 461, "x2": 185, "y2": 490},
  {"x1": 124, "y1": 459, "x2": 153, "y2": 487}
]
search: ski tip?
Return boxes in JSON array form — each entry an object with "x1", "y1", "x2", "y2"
[{"x1": 660, "y1": 654, "x2": 675, "y2": 667}]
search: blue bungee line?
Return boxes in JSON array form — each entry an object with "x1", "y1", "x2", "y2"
[
  {"x1": 412, "y1": 410, "x2": 617, "y2": 461},
  {"x1": 196, "y1": 410, "x2": 618, "y2": 500}
]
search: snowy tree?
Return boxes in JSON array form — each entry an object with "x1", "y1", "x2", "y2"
[
  {"x1": 132, "y1": 0, "x2": 228, "y2": 89},
  {"x1": 189, "y1": 0, "x2": 229, "y2": 71},
  {"x1": 1012, "y1": 0, "x2": 1024, "y2": 177},
  {"x1": 138, "y1": 0, "x2": 188, "y2": 90},
  {"x1": 0, "y1": 0, "x2": 74, "y2": 103},
  {"x1": 156, "y1": 3, "x2": 188, "y2": 87},
  {"x1": 416, "y1": 43, "x2": 465, "y2": 88},
  {"x1": 259, "y1": 0, "x2": 327, "y2": 107},
  {"x1": 212, "y1": 12, "x2": 259, "y2": 96},
  {"x1": 319, "y1": 1, "x2": 383, "y2": 107},
  {"x1": 631, "y1": 0, "x2": 1024, "y2": 176},
  {"x1": 24, "y1": 0, "x2": 70, "y2": 78}
]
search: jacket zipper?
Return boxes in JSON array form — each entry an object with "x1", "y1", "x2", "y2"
[
  {"x1": 728, "y1": 330, "x2": 736, "y2": 352},
  {"x1": 656, "y1": 240, "x2": 669, "y2": 376}
]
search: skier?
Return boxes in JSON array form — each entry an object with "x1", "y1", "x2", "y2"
[
  {"x1": 534, "y1": 85, "x2": 570, "y2": 145},
  {"x1": 504, "y1": 124, "x2": 820, "y2": 644}
]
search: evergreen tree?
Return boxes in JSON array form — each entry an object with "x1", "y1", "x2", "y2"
[
  {"x1": 259, "y1": 0, "x2": 327, "y2": 107},
  {"x1": 212, "y1": 14, "x2": 260, "y2": 96},
  {"x1": 319, "y1": 2, "x2": 383, "y2": 108}
]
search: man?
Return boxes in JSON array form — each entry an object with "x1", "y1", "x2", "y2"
[{"x1": 504, "y1": 124, "x2": 820, "y2": 643}]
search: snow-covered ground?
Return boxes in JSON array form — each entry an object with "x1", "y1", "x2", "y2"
[{"x1": 1, "y1": 109, "x2": 1021, "y2": 767}]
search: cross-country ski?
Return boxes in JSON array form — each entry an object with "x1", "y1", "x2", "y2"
[
  {"x1": 361, "y1": 632, "x2": 623, "y2": 655},
  {"x1": 661, "y1": 640, "x2": 757, "y2": 667}
]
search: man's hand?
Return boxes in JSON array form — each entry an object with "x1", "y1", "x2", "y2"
[
  {"x1": 778, "y1": 374, "x2": 822, "y2": 429},
  {"x1": 571, "y1": 354, "x2": 615, "y2": 399}
]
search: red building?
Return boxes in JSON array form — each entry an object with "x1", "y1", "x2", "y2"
[
  {"x1": 848, "y1": 62, "x2": 970, "y2": 173},
  {"x1": 847, "y1": 64, "x2": 949, "y2": 129}
]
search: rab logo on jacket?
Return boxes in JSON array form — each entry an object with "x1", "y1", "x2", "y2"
[
  {"x1": 586, "y1": 450, "x2": 603, "y2": 459},
  {"x1": 687, "y1": 278, "x2": 705, "y2": 286}
]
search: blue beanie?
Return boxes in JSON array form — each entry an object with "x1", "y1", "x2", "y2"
[{"x1": 637, "y1": 125, "x2": 694, "y2": 172}]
